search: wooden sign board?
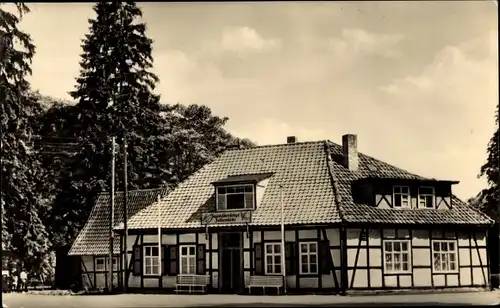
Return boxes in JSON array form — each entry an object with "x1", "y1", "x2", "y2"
[{"x1": 201, "y1": 211, "x2": 252, "y2": 225}]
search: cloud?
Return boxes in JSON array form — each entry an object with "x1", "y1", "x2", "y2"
[
  {"x1": 329, "y1": 28, "x2": 404, "y2": 58},
  {"x1": 208, "y1": 26, "x2": 281, "y2": 58},
  {"x1": 375, "y1": 30, "x2": 498, "y2": 199},
  {"x1": 379, "y1": 30, "x2": 497, "y2": 102}
]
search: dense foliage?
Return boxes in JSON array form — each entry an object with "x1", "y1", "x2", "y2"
[
  {"x1": 476, "y1": 107, "x2": 499, "y2": 223},
  {"x1": 2, "y1": 2, "x2": 254, "y2": 281},
  {"x1": 0, "y1": 3, "x2": 53, "y2": 277},
  {"x1": 34, "y1": 2, "x2": 255, "y2": 249}
]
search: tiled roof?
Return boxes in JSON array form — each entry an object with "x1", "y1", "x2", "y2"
[
  {"x1": 121, "y1": 142, "x2": 341, "y2": 230},
  {"x1": 325, "y1": 141, "x2": 494, "y2": 226},
  {"x1": 68, "y1": 188, "x2": 169, "y2": 255}
]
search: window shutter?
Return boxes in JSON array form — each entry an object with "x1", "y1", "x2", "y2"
[
  {"x1": 168, "y1": 245, "x2": 178, "y2": 276},
  {"x1": 196, "y1": 244, "x2": 206, "y2": 275},
  {"x1": 254, "y1": 243, "x2": 263, "y2": 275},
  {"x1": 161, "y1": 245, "x2": 167, "y2": 276},
  {"x1": 285, "y1": 242, "x2": 296, "y2": 275},
  {"x1": 132, "y1": 246, "x2": 141, "y2": 276},
  {"x1": 319, "y1": 240, "x2": 331, "y2": 275}
]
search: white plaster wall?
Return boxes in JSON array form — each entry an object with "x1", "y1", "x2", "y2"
[
  {"x1": 162, "y1": 234, "x2": 176, "y2": 245},
  {"x1": 412, "y1": 230, "x2": 430, "y2": 246},
  {"x1": 252, "y1": 231, "x2": 261, "y2": 242},
  {"x1": 460, "y1": 268, "x2": 472, "y2": 286},
  {"x1": 414, "y1": 268, "x2": 432, "y2": 287},
  {"x1": 413, "y1": 248, "x2": 431, "y2": 267},
  {"x1": 256, "y1": 179, "x2": 270, "y2": 208},
  {"x1": 375, "y1": 195, "x2": 391, "y2": 209},
  {"x1": 266, "y1": 230, "x2": 283, "y2": 241},
  {"x1": 399, "y1": 275, "x2": 411, "y2": 288},
  {"x1": 143, "y1": 278, "x2": 159, "y2": 288},
  {"x1": 244, "y1": 232, "x2": 250, "y2": 249},
  {"x1": 81, "y1": 256, "x2": 94, "y2": 288},
  {"x1": 300, "y1": 277, "x2": 318, "y2": 288},
  {"x1": 384, "y1": 275, "x2": 397, "y2": 288},
  {"x1": 346, "y1": 229, "x2": 362, "y2": 246},
  {"x1": 179, "y1": 233, "x2": 196, "y2": 243},
  {"x1": 370, "y1": 269, "x2": 383, "y2": 288},
  {"x1": 448, "y1": 274, "x2": 459, "y2": 287},
  {"x1": 326, "y1": 228, "x2": 340, "y2": 246},
  {"x1": 368, "y1": 229, "x2": 381, "y2": 246},
  {"x1": 82, "y1": 256, "x2": 94, "y2": 272},
  {"x1": 298, "y1": 229, "x2": 317, "y2": 239},
  {"x1": 285, "y1": 230, "x2": 295, "y2": 242}
]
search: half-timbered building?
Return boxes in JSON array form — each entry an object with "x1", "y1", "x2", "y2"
[{"x1": 69, "y1": 134, "x2": 494, "y2": 294}]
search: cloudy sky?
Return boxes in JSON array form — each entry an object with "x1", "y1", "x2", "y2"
[{"x1": 15, "y1": 1, "x2": 498, "y2": 200}]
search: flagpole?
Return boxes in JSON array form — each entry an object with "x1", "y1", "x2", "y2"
[
  {"x1": 157, "y1": 194, "x2": 162, "y2": 277},
  {"x1": 280, "y1": 185, "x2": 287, "y2": 294}
]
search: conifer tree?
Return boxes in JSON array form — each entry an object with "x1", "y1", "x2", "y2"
[{"x1": 1, "y1": 3, "x2": 51, "y2": 272}]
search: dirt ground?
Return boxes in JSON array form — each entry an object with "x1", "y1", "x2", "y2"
[{"x1": 2, "y1": 290, "x2": 500, "y2": 308}]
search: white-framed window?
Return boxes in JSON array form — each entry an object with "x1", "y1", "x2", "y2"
[
  {"x1": 264, "y1": 243, "x2": 282, "y2": 275},
  {"x1": 393, "y1": 186, "x2": 410, "y2": 208},
  {"x1": 180, "y1": 245, "x2": 196, "y2": 274},
  {"x1": 383, "y1": 240, "x2": 411, "y2": 273},
  {"x1": 143, "y1": 246, "x2": 160, "y2": 276},
  {"x1": 418, "y1": 187, "x2": 435, "y2": 208},
  {"x1": 95, "y1": 257, "x2": 105, "y2": 271},
  {"x1": 216, "y1": 184, "x2": 254, "y2": 211},
  {"x1": 299, "y1": 242, "x2": 318, "y2": 275},
  {"x1": 432, "y1": 240, "x2": 458, "y2": 273}
]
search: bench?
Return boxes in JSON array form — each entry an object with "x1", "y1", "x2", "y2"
[
  {"x1": 174, "y1": 274, "x2": 210, "y2": 294},
  {"x1": 246, "y1": 275, "x2": 284, "y2": 295}
]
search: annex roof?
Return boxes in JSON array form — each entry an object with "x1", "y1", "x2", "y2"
[
  {"x1": 325, "y1": 141, "x2": 494, "y2": 226},
  {"x1": 68, "y1": 188, "x2": 169, "y2": 256}
]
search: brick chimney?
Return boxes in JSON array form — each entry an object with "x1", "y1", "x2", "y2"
[
  {"x1": 342, "y1": 134, "x2": 358, "y2": 171},
  {"x1": 287, "y1": 136, "x2": 297, "y2": 144}
]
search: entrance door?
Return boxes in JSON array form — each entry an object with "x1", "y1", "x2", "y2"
[{"x1": 220, "y1": 232, "x2": 242, "y2": 293}]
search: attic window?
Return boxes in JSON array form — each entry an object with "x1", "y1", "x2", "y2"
[
  {"x1": 217, "y1": 184, "x2": 254, "y2": 211},
  {"x1": 418, "y1": 187, "x2": 435, "y2": 208},
  {"x1": 393, "y1": 186, "x2": 410, "y2": 208}
]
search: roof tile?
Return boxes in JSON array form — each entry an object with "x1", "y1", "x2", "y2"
[
  {"x1": 122, "y1": 142, "x2": 342, "y2": 229},
  {"x1": 68, "y1": 188, "x2": 169, "y2": 255},
  {"x1": 326, "y1": 141, "x2": 493, "y2": 225}
]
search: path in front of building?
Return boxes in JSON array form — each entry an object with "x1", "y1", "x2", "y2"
[{"x1": 2, "y1": 291, "x2": 500, "y2": 308}]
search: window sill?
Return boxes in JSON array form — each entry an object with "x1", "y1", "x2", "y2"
[
  {"x1": 433, "y1": 270, "x2": 459, "y2": 274},
  {"x1": 215, "y1": 208, "x2": 254, "y2": 212},
  {"x1": 384, "y1": 271, "x2": 412, "y2": 275}
]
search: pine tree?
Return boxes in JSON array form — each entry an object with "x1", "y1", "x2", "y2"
[
  {"x1": 1, "y1": 3, "x2": 51, "y2": 272},
  {"x1": 47, "y1": 1, "x2": 172, "y2": 247},
  {"x1": 43, "y1": 1, "x2": 255, "y2": 248}
]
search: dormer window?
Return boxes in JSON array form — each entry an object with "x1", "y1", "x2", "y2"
[
  {"x1": 217, "y1": 185, "x2": 254, "y2": 211},
  {"x1": 393, "y1": 186, "x2": 410, "y2": 208},
  {"x1": 418, "y1": 187, "x2": 435, "y2": 208}
]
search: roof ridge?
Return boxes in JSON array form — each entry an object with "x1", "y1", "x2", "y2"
[
  {"x1": 322, "y1": 141, "x2": 345, "y2": 222},
  {"x1": 224, "y1": 140, "x2": 326, "y2": 152},
  {"x1": 325, "y1": 140, "x2": 433, "y2": 180}
]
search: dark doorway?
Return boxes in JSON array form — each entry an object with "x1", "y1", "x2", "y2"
[{"x1": 219, "y1": 232, "x2": 243, "y2": 294}]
